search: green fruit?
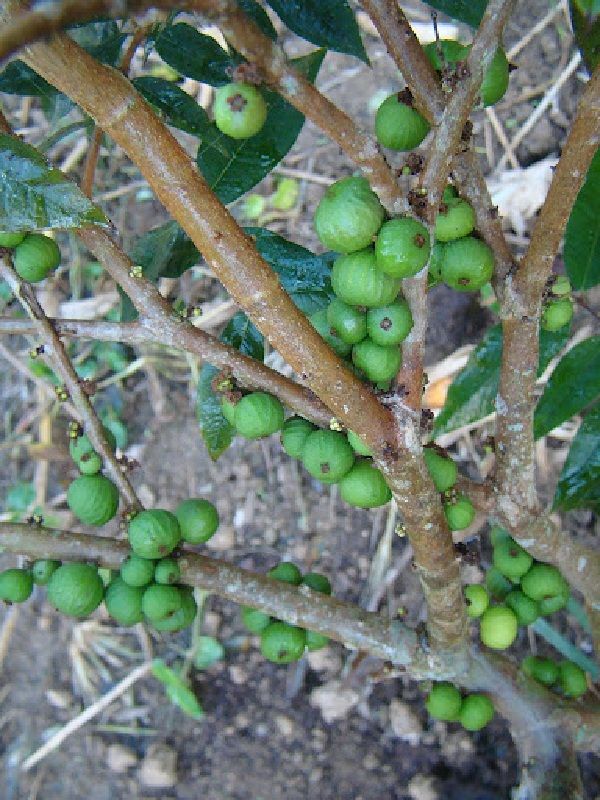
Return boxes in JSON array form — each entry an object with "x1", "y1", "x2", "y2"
[
  {"x1": 375, "y1": 218, "x2": 431, "y2": 279},
  {"x1": 268, "y1": 562, "x2": 303, "y2": 585},
  {"x1": 481, "y1": 47, "x2": 510, "y2": 107},
  {"x1": 142, "y1": 583, "x2": 183, "y2": 621},
  {"x1": 558, "y1": 660, "x2": 587, "y2": 698},
  {"x1": 441, "y1": 237, "x2": 494, "y2": 292},
  {"x1": 505, "y1": 590, "x2": 539, "y2": 626},
  {"x1": 493, "y1": 538, "x2": 533, "y2": 580},
  {"x1": 213, "y1": 82, "x2": 267, "y2": 139},
  {"x1": 154, "y1": 558, "x2": 181, "y2": 585},
  {"x1": 327, "y1": 299, "x2": 367, "y2": 345},
  {"x1": 424, "y1": 39, "x2": 470, "y2": 71},
  {"x1": 128, "y1": 509, "x2": 181, "y2": 559},
  {"x1": 521, "y1": 564, "x2": 569, "y2": 605},
  {"x1": 47, "y1": 563, "x2": 104, "y2": 617},
  {"x1": 241, "y1": 606, "x2": 272, "y2": 633},
  {"x1": 13, "y1": 234, "x2": 61, "y2": 283},
  {"x1": 221, "y1": 397, "x2": 237, "y2": 425},
  {"x1": 0, "y1": 231, "x2": 26, "y2": 247},
  {"x1": 522, "y1": 655, "x2": 559, "y2": 686},
  {"x1": 69, "y1": 427, "x2": 117, "y2": 463},
  {"x1": 120, "y1": 554, "x2": 155, "y2": 587},
  {"x1": 550, "y1": 275, "x2": 572, "y2": 297},
  {"x1": 541, "y1": 298, "x2": 573, "y2": 331},
  {"x1": 309, "y1": 308, "x2": 353, "y2": 357},
  {"x1": 0, "y1": 568, "x2": 33, "y2": 603},
  {"x1": 428, "y1": 242, "x2": 446, "y2": 284},
  {"x1": 425, "y1": 682, "x2": 462, "y2": 721},
  {"x1": 538, "y1": 591, "x2": 569, "y2": 616},
  {"x1": 281, "y1": 417, "x2": 316, "y2": 460},
  {"x1": 175, "y1": 498, "x2": 219, "y2": 544},
  {"x1": 32, "y1": 559, "x2": 61, "y2": 585},
  {"x1": 459, "y1": 694, "x2": 495, "y2": 731},
  {"x1": 340, "y1": 461, "x2": 392, "y2": 508},
  {"x1": 104, "y1": 578, "x2": 144, "y2": 626},
  {"x1": 260, "y1": 621, "x2": 306, "y2": 664},
  {"x1": 479, "y1": 605, "x2": 518, "y2": 650},
  {"x1": 465, "y1": 584, "x2": 489, "y2": 618},
  {"x1": 306, "y1": 630, "x2": 329, "y2": 651},
  {"x1": 490, "y1": 525, "x2": 511, "y2": 547},
  {"x1": 302, "y1": 430, "x2": 355, "y2": 484},
  {"x1": 443, "y1": 495, "x2": 475, "y2": 530},
  {"x1": 314, "y1": 176, "x2": 385, "y2": 254},
  {"x1": 366, "y1": 300, "x2": 413, "y2": 346},
  {"x1": 302, "y1": 572, "x2": 332, "y2": 595},
  {"x1": 75, "y1": 450, "x2": 101, "y2": 475},
  {"x1": 67, "y1": 475, "x2": 119, "y2": 526},
  {"x1": 352, "y1": 339, "x2": 401, "y2": 383},
  {"x1": 375, "y1": 94, "x2": 430, "y2": 151},
  {"x1": 423, "y1": 448, "x2": 457, "y2": 493},
  {"x1": 331, "y1": 249, "x2": 401, "y2": 308},
  {"x1": 485, "y1": 566, "x2": 513, "y2": 600},
  {"x1": 435, "y1": 198, "x2": 475, "y2": 242},
  {"x1": 234, "y1": 391, "x2": 285, "y2": 439},
  {"x1": 347, "y1": 430, "x2": 372, "y2": 457},
  {"x1": 153, "y1": 587, "x2": 197, "y2": 632}
]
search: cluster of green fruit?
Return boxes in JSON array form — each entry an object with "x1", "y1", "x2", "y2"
[
  {"x1": 0, "y1": 230, "x2": 61, "y2": 283},
  {"x1": 541, "y1": 275, "x2": 574, "y2": 332},
  {"x1": 522, "y1": 654, "x2": 587, "y2": 698},
  {"x1": 241, "y1": 561, "x2": 332, "y2": 662},
  {"x1": 213, "y1": 81, "x2": 268, "y2": 140},
  {"x1": 426, "y1": 682, "x2": 495, "y2": 731},
  {"x1": 423, "y1": 445, "x2": 475, "y2": 531}
]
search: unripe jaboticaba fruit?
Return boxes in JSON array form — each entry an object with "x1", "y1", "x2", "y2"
[
  {"x1": 424, "y1": 39, "x2": 469, "y2": 71},
  {"x1": 0, "y1": 568, "x2": 33, "y2": 603},
  {"x1": 69, "y1": 427, "x2": 117, "y2": 462},
  {"x1": 505, "y1": 590, "x2": 539, "y2": 626},
  {"x1": 458, "y1": 694, "x2": 495, "y2": 731},
  {"x1": 67, "y1": 474, "x2": 119, "y2": 526},
  {"x1": 331, "y1": 248, "x2": 401, "y2": 308},
  {"x1": 441, "y1": 237, "x2": 494, "y2": 292},
  {"x1": 443, "y1": 494, "x2": 475, "y2": 530},
  {"x1": 493, "y1": 538, "x2": 533, "y2": 580},
  {"x1": 538, "y1": 590, "x2": 570, "y2": 616},
  {"x1": 281, "y1": 417, "x2": 316, "y2": 460},
  {"x1": 268, "y1": 561, "x2": 303, "y2": 585},
  {"x1": 153, "y1": 587, "x2": 197, "y2": 632},
  {"x1": 425, "y1": 682, "x2": 462, "y2": 721},
  {"x1": 260, "y1": 621, "x2": 307, "y2": 664},
  {"x1": 464, "y1": 583, "x2": 489, "y2": 618},
  {"x1": 435, "y1": 198, "x2": 475, "y2": 242},
  {"x1": 347, "y1": 429, "x2": 372, "y2": 457},
  {"x1": 0, "y1": 231, "x2": 26, "y2": 247},
  {"x1": 213, "y1": 82, "x2": 267, "y2": 139},
  {"x1": 423, "y1": 448, "x2": 457, "y2": 493},
  {"x1": 352, "y1": 339, "x2": 402, "y2": 384},
  {"x1": 32, "y1": 559, "x2": 61, "y2": 585},
  {"x1": 366, "y1": 300, "x2": 413, "y2": 346},
  {"x1": 13, "y1": 233, "x2": 61, "y2": 283},
  {"x1": 490, "y1": 525, "x2": 511, "y2": 547},
  {"x1": 428, "y1": 242, "x2": 445, "y2": 285},
  {"x1": 77, "y1": 452, "x2": 103, "y2": 476},
  {"x1": 302, "y1": 572, "x2": 332, "y2": 595},
  {"x1": 175, "y1": 498, "x2": 219, "y2": 544},
  {"x1": 241, "y1": 606, "x2": 272, "y2": 633},
  {"x1": 485, "y1": 566, "x2": 513, "y2": 600},
  {"x1": 375, "y1": 218, "x2": 431, "y2": 279},
  {"x1": 314, "y1": 176, "x2": 385, "y2": 254},
  {"x1": 128, "y1": 509, "x2": 181, "y2": 559},
  {"x1": 234, "y1": 391, "x2": 285, "y2": 439},
  {"x1": 142, "y1": 583, "x2": 183, "y2": 622},
  {"x1": 47, "y1": 563, "x2": 104, "y2": 617},
  {"x1": 221, "y1": 397, "x2": 237, "y2": 426},
  {"x1": 306, "y1": 630, "x2": 329, "y2": 651},
  {"x1": 521, "y1": 655, "x2": 559, "y2": 686},
  {"x1": 340, "y1": 461, "x2": 392, "y2": 508},
  {"x1": 558, "y1": 660, "x2": 587, "y2": 698},
  {"x1": 104, "y1": 577, "x2": 145, "y2": 626},
  {"x1": 120, "y1": 553, "x2": 156, "y2": 587},
  {"x1": 154, "y1": 557, "x2": 181, "y2": 585},
  {"x1": 520, "y1": 564, "x2": 569, "y2": 604},
  {"x1": 550, "y1": 275, "x2": 572, "y2": 297},
  {"x1": 424, "y1": 40, "x2": 509, "y2": 107},
  {"x1": 309, "y1": 308, "x2": 353, "y2": 357},
  {"x1": 479, "y1": 604, "x2": 518, "y2": 650},
  {"x1": 375, "y1": 94, "x2": 430, "y2": 151},
  {"x1": 326, "y1": 298, "x2": 367, "y2": 345},
  {"x1": 541, "y1": 298, "x2": 573, "y2": 331},
  {"x1": 302, "y1": 429, "x2": 355, "y2": 484}
]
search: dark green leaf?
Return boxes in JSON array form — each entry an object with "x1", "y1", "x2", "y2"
[
  {"x1": 197, "y1": 365, "x2": 236, "y2": 460},
  {"x1": 0, "y1": 61, "x2": 56, "y2": 97},
  {"x1": 238, "y1": 0, "x2": 278, "y2": 39},
  {"x1": 534, "y1": 336, "x2": 600, "y2": 439},
  {"x1": 197, "y1": 49, "x2": 324, "y2": 204},
  {"x1": 166, "y1": 683, "x2": 204, "y2": 719},
  {"x1": 0, "y1": 134, "x2": 107, "y2": 231},
  {"x1": 554, "y1": 404, "x2": 600, "y2": 512},
  {"x1": 221, "y1": 311, "x2": 264, "y2": 360},
  {"x1": 564, "y1": 147, "x2": 600, "y2": 289},
  {"x1": 68, "y1": 20, "x2": 126, "y2": 66},
  {"x1": 570, "y1": 1, "x2": 600, "y2": 72},
  {"x1": 266, "y1": 0, "x2": 366, "y2": 60},
  {"x1": 423, "y1": 1, "x2": 488, "y2": 27},
  {"x1": 156, "y1": 24, "x2": 233, "y2": 86},
  {"x1": 133, "y1": 77, "x2": 210, "y2": 135}
]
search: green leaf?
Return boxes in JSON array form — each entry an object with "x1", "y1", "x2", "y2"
[
  {"x1": 0, "y1": 134, "x2": 107, "y2": 231},
  {"x1": 554, "y1": 404, "x2": 600, "y2": 512},
  {"x1": 570, "y1": 1, "x2": 600, "y2": 72},
  {"x1": 266, "y1": 0, "x2": 367, "y2": 60},
  {"x1": 166, "y1": 683, "x2": 204, "y2": 719},
  {"x1": 534, "y1": 336, "x2": 600, "y2": 439},
  {"x1": 151, "y1": 658, "x2": 183, "y2": 688},
  {"x1": 0, "y1": 61, "x2": 57, "y2": 97},
  {"x1": 133, "y1": 77, "x2": 210, "y2": 136},
  {"x1": 238, "y1": 0, "x2": 278, "y2": 40},
  {"x1": 221, "y1": 311, "x2": 264, "y2": 360},
  {"x1": 194, "y1": 635, "x2": 225, "y2": 669},
  {"x1": 196, "y1": 49, "x2": 325, "y2": 204},
  {"x1": 197, "y1": 365, "x2": 236, "y2": 460},
  {"x1": 422, "y1": 1, "x2": 488, "y2": 27},
  {"x1": 68, "y1": 20, "x2": 126, "y2": 66},
  {"x1": 156, "y1": 23, "x2": 234, "y2": 86},
  {"x1": 564, "y1": 147, "x2": 600, "y2": 290}
]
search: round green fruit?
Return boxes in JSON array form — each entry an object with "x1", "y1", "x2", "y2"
[
  {"x1": 175, "y1": 498, "x2": 219, "y2": 544},
  {"x1": 154, "y1": 558, "x2": 181, "y2": 585},
  {"x1": 13, "y1": 233, "x2": 61, "y2": 283},
  {"x1": 302, "y1": 430, "x2": 355, "y2": 484},
  {"x1": 281, "y1": 417, "x2": 316, "y2": 460},
  {"x1": 142, "y1": 583, "x2": 183, "y2": 622},
  {"x1": 558, "y1": 660, "x2": 587, "y2": 698},
  {"x1": 47, "y1": 563, "x2": 104, "y2": 617},
  {"x1": 375, "y1": 94, "x2": 430, "y2": 151},
  {"x1": 314, "y1": 176, "x2": 385, "y2": 254},
  {"x1": 443, "y1": 494, "x2": 475, "y2": 530},
  {"x1": 120, "y1": 554, "x2": 155, "y2": 587},
  {"x1": 441, "y1": 237, "x2": 494, "y2": 292},
  {"x1": 0, "y1": 568, "x2": 33, "y2": 603},
  {"x1": 302, "y1": 572, "x2": 332, "y2": 595},
  {"x1": 268, "y1": 561, "x2": 303, "y2": 585},
  {"x1": 0, "y1": 231, "x2": 26, "y2": 247},
  {"x1": 352, "y1": 339, "x2": 401, "y2": 384},
  {"x1": 221, "y1": 397, "x2": 237, "y2": 425},
  {"x1": 505, "y1": 590, "x2": 539, "y2": 626},
  {"x1": 214, "y1": 82, "x2": 267, "y2": 139},
  {"x1": 347, "y1": 430, "x2": 372, "y2": 457},
  {"x1": 521, "y1": 564, "x2": 569, "y2": 603},
  {"x1": 104, "y1": 578, "x2": 144, "y2": 626},
  {"x1": 234, "y1": 391, "x2": 285, "y2": 439},
  {"x1": 485, "y1": 566, "x2": 513, "y2": 600},
  {"x1": 69, "y1": 427, "x2": 117, "y2": 463},
  {"x1": 541, "y1": 298, "x2": 573, "y2": 331},
  {"x1": 479, "y1": 604, "x2": 518, "y2": 650},
  {"x1": 490, "y1": 525, "x2": 511, "y2": 547},
  {"x1": 340, "y1": 461, "x2": 392, "y2": 508},
  {"x1": 32, "y1": 559, "x2": 61, "y2": 585},
  {"x1": 428, "y1": 242, "x2": 446, "y2": 284},
  {"x1": 464, "y1": 584, "x2": 489, "y2": 618},
  {"x1": 423, "y1": 448, "x2": 457, "y2": 493},
  {"x1": 128, "y1": 509, "x2": 181, "y2": 559},
  {"x1": 424, "y1": 39, "x2": 469, "y2": 70},
  {"x1": 326, "y1": 299, "x2": 367, "y2": 345},
  {"x1": 426, "y1": 682, "x2": 462, "y2": 721},
  {"x1": 153, "y1": 587, "x2": 197, "y2": 632},
  {"x1": 309, "y1": 308, "x2": 353, "y2": 357},
  {"x1": 435, "y1": 198, "x2": 475, "y2": 242},
  {"x1": 241, "y1": 606, "x2": 272, "y2": 633},
  {"x1": 306, "y1": 630, "x2": 329, "y2": 651},
  {"x1": 375, "y1": 218, "x2": 431, "y2": 279},
  {"x1": 522, "y1": 655, "x2": 559, "y2": 687},
  {"x1": 331, "y1": 248, "x2": 401, "y2": 308},
  {"x1": 459, "y1": 693, "x2": 495, "y2": 731},
  {"x1": 481, "y1": 47, "x2": 510, "y2": 107},
  {"x1": 366, "y1": 300, "x2": 413, "y2": 346},
  {"x1": 260, "y1": 621, "x2": 306, "y2": 664},
  {"x1": 493, "y1": 538, "x2": 533, "y2": 580},
  {"x1": 550, "y1": 275, "x2": 572, "y2": 297},
  {"x1": 67, "y1": 474, "x2": 119, "y2": 526},
  {"x1": 538, "y1": 590, "x2": 569, "y2": 617},
  {"x1": 77, "y1": 451, "x2": 103, "y2": 475}
]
